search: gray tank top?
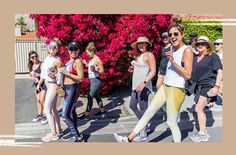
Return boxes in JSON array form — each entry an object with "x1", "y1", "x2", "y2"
[{"x1": 132, "y1": 53, "x2": 152, "y2": 91}]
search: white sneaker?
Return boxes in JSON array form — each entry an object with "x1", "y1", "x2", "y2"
[
  {"x1": 133, "y1": 132, "x2": 148, "y2": 142},
  {"x1": 42, "y1": 133, "x2": 59, "y2": 142},
  {"x1": 113, "y1": 133, "x2": 129, "y2": 143},
  {"x1": 40, "y1": 116, "x2": 48, "y2": 125}
]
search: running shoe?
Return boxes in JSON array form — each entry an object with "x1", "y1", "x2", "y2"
[
  {"x1": 42, "y1": 133, "x2": 59, "y2": 142},
  {"x1": 32, "y1": 114, "x2": 43, "y2": 122},
  {"x1": 133, "y1": 132, "x2": 148, "y2": 142},
  {"x1": 113, "y1": 133, "x2": 129, "y2": 143},
  {"x1": 61, "y1": 133, "x2": 76, "y2": 142},
  {"x1": 40, "y1": 116, "x2": 48, "y2": 125},
  {"x1": 190, "y1": 132, "x2": 210, "y2": 142}
]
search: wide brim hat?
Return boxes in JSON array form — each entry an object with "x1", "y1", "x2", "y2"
[
  {"x1": 131, "y1": 36, "x2": 152, "y2": 49},
  {"x1": 193, "y1": 36, "x2": 213, "y2": 49}
]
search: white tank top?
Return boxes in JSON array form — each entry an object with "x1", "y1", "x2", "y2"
[
  {"x1": 164, "y1": 45, "x2": 188, "y2": 88},
  {"x1": 88, "y1": 57, "x2": 99, "y2": 78},
  {"x1": 40, "y1": 55, "x2": 58, "y2": 82},
  {"x1": 132, "y1": 53, "x2": 152, "y2": 91}
]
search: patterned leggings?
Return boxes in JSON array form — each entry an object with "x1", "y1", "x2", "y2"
[
  {"x1": 133, "y1": 84, "x2": 185, "y2": 142},
  {"x1": 62, "y1": 83, "x2": 80, "y2": 138}
]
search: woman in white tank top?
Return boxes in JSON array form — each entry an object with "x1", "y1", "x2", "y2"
[
  {"x1": 79, "y1": 42, "x2": 105, "y2": 120},
  {"x1": 114, "y1": 16, "x2": 193, "y2": 143}
]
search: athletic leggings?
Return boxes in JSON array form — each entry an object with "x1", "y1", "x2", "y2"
[
  {"x1": 133, "y1": 84, "x2": 185, "y2": 142},
  {"x1": 62, "y1": 83, "x2": 80, "y2": 137},
  {"x1": 86, "y1": 77, "x2": 103, "y2": 112},
  {"x1": 129, "y1": 87, "x2": 151, "y2": 119},
  {"x1": 44, "y1": 81, "x2": 61, "y2": 134}
]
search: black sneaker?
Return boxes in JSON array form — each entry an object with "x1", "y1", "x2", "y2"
[
  {"x1": 94, "y1": 111, "x2": 105, "y2": 118},
  {"x1": 74, "y1": 135, "x2": 84, "y2": 142},
  {"x1": 78, "y1": 114, "x2": 90, "y2": 120},
  {"x1": 61, "y1": 133, "x2": 76, "y2": 142}
]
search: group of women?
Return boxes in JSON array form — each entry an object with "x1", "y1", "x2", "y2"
[
  {"x1": 28, "y1": 39, "x2": 104, "y2": 142},
  {"x1": 114, "y1": 15, "x2": 223, "y2": 143},
  {"x1": 28, "y1": 15, "x2": 222, "y2": 143}
]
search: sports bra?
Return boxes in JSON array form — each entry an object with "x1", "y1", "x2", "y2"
[{"x1": 65, "y1": 60, "x2": 77, "y2": 75}]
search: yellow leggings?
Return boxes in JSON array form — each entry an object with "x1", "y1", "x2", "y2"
[{"x1": 133, "y1": 84, "x2": 185, "y2": 142}]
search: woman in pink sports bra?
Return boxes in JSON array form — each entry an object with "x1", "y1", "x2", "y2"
[{"x1": 57, "y1": 41, "x2": 84, "y2": 142}]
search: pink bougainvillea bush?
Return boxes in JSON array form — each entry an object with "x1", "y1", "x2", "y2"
[{"x1": 30, "y1": 14, "x2": 172, "y2": 95}]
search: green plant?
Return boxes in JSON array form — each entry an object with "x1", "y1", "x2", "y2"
[{"x1": 182, "y1": 19, "x2": 223, "y2": 42}]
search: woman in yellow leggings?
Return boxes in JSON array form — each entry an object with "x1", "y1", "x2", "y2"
[{"x1": 114, "y1": 15, "x2": 193, "y2": 143}]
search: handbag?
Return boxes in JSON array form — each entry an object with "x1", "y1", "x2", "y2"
[{"x1": 56, "y1": 86, "x2": 65, "y2": 97}]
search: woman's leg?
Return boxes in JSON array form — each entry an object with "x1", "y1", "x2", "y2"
[
  {"x1": 165, "y1": 85, "x2": 185, "y2": 142},
  {"x1": 128, "y1": 85, "x2": 166, "y2": 140},
  {"x1": 62, "y1": 85, "x2": 80, "y2": 138},
  {"x1": 43, "y1": 83, "x2": 58, "y2": 134},
  {"x1": 195, "y1": 96, "x2": 209, "y2": 135},
  {"x1": 36, "y1": 93, "x2": 43, "y2": 115},
  {"x1": 129, "y1": 91, "x2": 140, "y2": 119},
  {"x1": 39, "y1": 90, "x2": 46, "y2": 114}
]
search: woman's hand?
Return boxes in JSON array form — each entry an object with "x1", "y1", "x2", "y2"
[
  {"x1": 58, "y1": 67, "x2": 70, "y2": 76},
  {"x1": 48, "y1": 71, "x2": 56, "y2": 79},
  {"x1": 165, "y1": 51, "x2": 174, "y2": 63},
  {"x1": 135, "y1": 82, "x2": 145, "y2": 92},
  {"x1": 128, "y1": 66, "x2": 134, "y2": 73},
  {"x1": 209, "y1": 86, "x2": 219, "y2": 96}
]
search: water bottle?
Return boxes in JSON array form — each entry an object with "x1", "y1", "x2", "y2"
[
  {"x1": 30, "y1": 71, "x2": 39, "y2": 83},
  {"x1": 57, "y1": 69, "x2": 64, "y2": 86}
]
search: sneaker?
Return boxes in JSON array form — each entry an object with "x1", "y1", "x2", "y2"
[
  {"x1": 42, "y1": 133, "x2": 59, "y2": 142},
  {"x1": 113, "y1": 133, "x2": 129, "y2": 143},
  {"x1": 40, "y1": 116, "x2": 48, "y2": 125},
  {"x1": 146, "y1": 123, "x2": 151, "y2": 133},
  {"x1": 133, "y1": 132, "x2": 148, "y2": 142},
  {"x1": 190, "y1": 132, "x2": 209, "y2": 142},
  {"x1": 74, "y1": 135, "x2": 84, "y2": 142},
  {"x1": 32, "y1": 114, "x2": 43, "y2": 122},
  {"x1": 61, "y1": 133, "x2": 76, "y2": 142},
  {"x1": 78, "y1": 114, "x2": 90, "y2": 120}
]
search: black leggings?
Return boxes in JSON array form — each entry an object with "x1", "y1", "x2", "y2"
[
  {"x1": 62, "y1": 83, "x2": 80, "y2": 137},
  {"x1": 86, "y1": 77, "x2": 103, "y2": 112},
  {"x1": 129, "y1": 87, "x2": 151, "y2": 119}
]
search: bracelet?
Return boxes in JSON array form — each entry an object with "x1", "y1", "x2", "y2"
[{"x1": 214, "y1": 85, "x2": 220, "y2": 89}]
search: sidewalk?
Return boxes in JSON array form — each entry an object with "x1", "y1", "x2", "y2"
[{"x1": 15, "y1": 77, "x2": 223, "y2": 143}]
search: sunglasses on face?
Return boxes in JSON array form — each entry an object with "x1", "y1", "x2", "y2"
[
  {"x1": 214, "y1": 43, "x2": 222, "y2": 46},
  {"x1": 30, "y1": 55, "x2": 38, "y2": 59},
  {"x1": 48, "y1": 44, "x2": 58, "y2": 50},
  {"x1": 196, "y1": 42, "x2": 208, "y2": 47},
  {"x1": 168, "y1": 32, "x2": 179, "y2": 38}
]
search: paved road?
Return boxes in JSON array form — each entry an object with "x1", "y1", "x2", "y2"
[{"x1": 15, "y1": 78, "x2": 223, "y2": 143}]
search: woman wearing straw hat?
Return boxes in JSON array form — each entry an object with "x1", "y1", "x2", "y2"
[
  {"x1": 126, "y1": 36, "x2": 156, "y2": 142},
  {"x1": 114, "y1": 15, "x2": 193, "y2": 143},
  {"x1": 189, "y1": 36, "x2": 223, "y2": 142}
]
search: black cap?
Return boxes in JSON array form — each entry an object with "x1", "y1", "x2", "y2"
[
  {"x1": 189, "y1": 32, "x2": 198, "y2": 38},
  {"x1": 68, "y1": 41, "x2": 79, "y2": 51}
]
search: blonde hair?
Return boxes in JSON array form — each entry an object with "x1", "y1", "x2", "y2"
[{"x1": 86, "y1": 42, "x2": 97, "y2": 53}]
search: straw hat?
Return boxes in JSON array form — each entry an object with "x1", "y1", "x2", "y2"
[
  {"x1": 131, "y1": 36, "x2": 152, "y2": 49},
  {"x1": 214, "y1": 39, "x2": 223, "y2": 44},
  {"x1": 193, "y1": 36, "x2": 213, "y2": 49}
]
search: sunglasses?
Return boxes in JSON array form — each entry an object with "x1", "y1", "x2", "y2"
[
  {"x1": 48, "y1": 44, "x2": 58, "y2": 50},
  {"x1": 168, "y1": 32, "x2": 179, "y2": 38},
  {"x1": 196, "y1": 42, "x2": 208, "y2": 47},
  {"x1": 30, "y1": 55, "x2": 38, "y2": 59},
  {"x1": 214, "y1": 43, "x2": 222, "y2": 46}
]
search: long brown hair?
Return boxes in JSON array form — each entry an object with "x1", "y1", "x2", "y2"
[
  {"x1": 204, "y1": 46, "x2": 213, "y2": 56},
  {"x1": 28, "y1": 51, "x2": 38, "y2": 72}
]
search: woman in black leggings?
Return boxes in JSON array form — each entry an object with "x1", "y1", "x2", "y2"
[{"x1": 58, "y1": 41, "x2": 84, "y2": 142}]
